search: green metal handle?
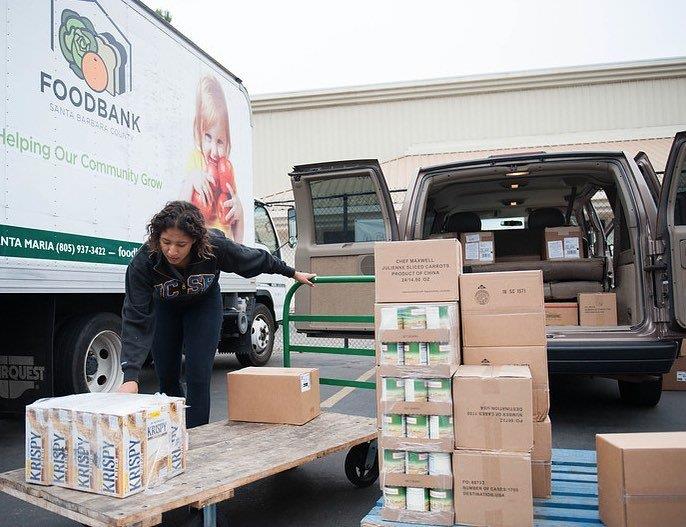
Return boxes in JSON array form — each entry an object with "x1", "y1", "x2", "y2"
[{"x1": 282, "y1": 275, "x2": 376, "y2": 390}]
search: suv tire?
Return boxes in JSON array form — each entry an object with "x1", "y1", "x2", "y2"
[{"x1": 618, "y1": 377, "x2": 662, "y2": 407}]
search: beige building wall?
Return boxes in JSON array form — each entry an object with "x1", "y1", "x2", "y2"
[{"x1": 252, "y1": 58, "x2": 686, "y2": 202}]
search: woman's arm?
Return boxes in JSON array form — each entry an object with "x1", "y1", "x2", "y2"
[{"x1": 119, "y1": 260, "x2": 155, "y2": 388}]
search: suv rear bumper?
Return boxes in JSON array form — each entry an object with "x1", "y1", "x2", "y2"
[{"x1": 547, "y1": 340, "x2": 679, "y2": 375}]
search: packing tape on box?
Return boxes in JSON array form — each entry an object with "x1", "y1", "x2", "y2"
[
  {"x1": 483, "y1": 454, "x2": 503, "y2": 487},
  {"x1": 483, "y1": 411, "x2": 503, "y2": 451}
]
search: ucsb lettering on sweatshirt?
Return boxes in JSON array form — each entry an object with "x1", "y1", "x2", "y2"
[{"x1": 120, "y1": 234, "x2": 295, "y2": 382}]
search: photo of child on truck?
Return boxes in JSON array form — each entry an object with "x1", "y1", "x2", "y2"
[{"x1": 182, "y1": 75, "x2": 244, "y2": 242}]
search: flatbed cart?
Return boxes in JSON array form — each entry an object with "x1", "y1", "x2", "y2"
[
  {"x1": 0, "y1": 276, "x2": 380, "y2": 527},
  {"x1": 361, "y1": 448, "x2": 603, "y2": 527},
  {"x1": 0, "y1": 412, "x2": 376, "y2": 527}
]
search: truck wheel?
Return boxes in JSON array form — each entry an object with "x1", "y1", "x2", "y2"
[
  {"x1": 55, "y1": 313, "x2": 124, "y2": 394},
  {"x1": 618, "y1": 377, "x2": 662, "y2": 407},
  {"x1": 236, "y1": 303, "x2": 275, "y2": 367}
]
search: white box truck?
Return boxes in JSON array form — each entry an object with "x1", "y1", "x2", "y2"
[{"x1": 0, "y1": 0, "x2": 289, "y2": 412}]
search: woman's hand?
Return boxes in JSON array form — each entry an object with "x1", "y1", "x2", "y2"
[
  {"x1": 117, "y1": 381, "x2": 139, "y2": 394},
  {"x1": 294, "y1": 271, "x2": 316, "y2": 287}
]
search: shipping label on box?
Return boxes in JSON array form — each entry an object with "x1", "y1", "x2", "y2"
[
  {"x1": 578, "y1": 293, "x2": 617, "y2": 326},
  {"x1": 460, "y1": 232, "x2": 495, "y2": 265},
  {"x1": 545, "y1": 302, "x2": 579, "y2": 326},
  {"x1": 374, "y1": 239, "x2": 463, "y2": 303},
  {"x1": 544, "y1": 226, "x2": 582, "y2": 260},
  {"x1": 452, "y1": 365, "x2": 534, "y2": 452},
  {"x1": 453, "y1": 450, "x2": 533, "y2": 527}
]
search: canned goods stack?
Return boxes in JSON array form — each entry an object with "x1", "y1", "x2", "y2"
[{"x1": 374, "y1": 238, "x2": 463, "y2": 526}]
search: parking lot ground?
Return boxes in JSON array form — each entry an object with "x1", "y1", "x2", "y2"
[{"x1": 1, "y1": 347, "x2": 684, "y2": 526}]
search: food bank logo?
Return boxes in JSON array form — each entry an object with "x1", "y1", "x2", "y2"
[{"x1": 52, "y1": 1, "x2": 132, "y2": 96}]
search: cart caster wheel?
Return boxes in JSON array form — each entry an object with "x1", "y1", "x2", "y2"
[{"x1": 345, "y1": 441, "x2": 379, "y2": 488}]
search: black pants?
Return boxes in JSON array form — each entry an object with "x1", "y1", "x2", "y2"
[{"x1": 151, "y1": 287, "x2": 223, "y2": 428}]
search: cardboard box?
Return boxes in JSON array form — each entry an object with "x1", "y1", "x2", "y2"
[
  {"x1": 462, "y1": 346, "x2": 549, "y2": 421},
  {"x1": 453, "y1": 450, "x2": 533, "y2": 527},
  {"x1": 663, "y1": 355, "x2": 686, "y2": 391},
  {"x1": 532, "y1": 461, "x2": 552, "y2": 499},
  {"x1": 381, "y1": 471, "x2": 453, "y2": 491},
  {"x1": 460, "y1": 271, "x2": 546, "y2": 347},
  {"x1": 544, "y1": 226, "x2": 583, "y2": 260},
  {"x1": 462, "y1": 345, "x2": 548, "y2": 392},
  {"x1": 533, "y1": 417, "x2": 552, "y2": 462},
  {"x1": 227, "y1": 367, "x2": 320, "y2": 425},
  {"x1": 452, "y1": 365, "x2": 533, "y2": 452},
  {"x1": 545, "y1": 302, "x2": 579, "y2": 326},
  {"x1": 460, "y1": 231, "x2": 494, "y2": 265},
  {"x1": 374, "y1": 239, "x2": 463, "y2": 303},
  {"x1": 597, "y1": 432, "x2": 686, "y2": 527},
  {"x1": 578, "y1": 293, "x2": 617, "y2": 326}
]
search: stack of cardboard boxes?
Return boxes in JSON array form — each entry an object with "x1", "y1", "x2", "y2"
[
  {"x1": 25, "y1": 393, "x2": 187, "y2": 498},
  {"x1": 451, "y1": 364, "x2": 535, "y2": 526},
  {"x1": 374, "y1": 239, "x2": 463, "y2": 526},
  {"x1": 460, "y1": 270, "x2": 553, "y2": 500},
  {"x1": 375, "y1": 239, "x2": 554, "y2": 526}
]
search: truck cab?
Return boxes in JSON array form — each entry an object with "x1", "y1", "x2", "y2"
[{"x1": 288, "y1": 133, "x2": 686, "y2": 405}]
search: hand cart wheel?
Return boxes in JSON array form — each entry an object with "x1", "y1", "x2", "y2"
[{"x1": 344, "y1": 440, "x2": 379, "y2": 488}]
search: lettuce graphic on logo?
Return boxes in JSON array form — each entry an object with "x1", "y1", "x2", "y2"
[{"x1": 58, "y1": 9, "x2": 129, "y2": 96}]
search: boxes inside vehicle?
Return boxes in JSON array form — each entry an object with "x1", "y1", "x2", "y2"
[
  {"x1": 460, "y1": 231, "x2": 495, "y2": 265},
  {"x1": 25, "y1": 393, "x2": 187, "y2": 497},
  {"x1": 596, "y1": 432, "x2": 686, "y2": 527},
  {"x1": 544, "y1": 226, "x2": 583, "y2": 260},
  {"x1": 545, "y1": 302, "x2": 579, "y2": 326},
  {"x1": 374, "y1": 239, "x2": 463, "y2": 303},
  {"x1": 227, "y1": 367, "x2": 320, "y2": 425},
  {"x1": 577, "y1": 292, "x2": 617, "y2": 326}
]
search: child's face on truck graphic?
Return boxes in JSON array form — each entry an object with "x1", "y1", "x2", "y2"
[
  {"x1": 202, "y1": 121, "x2": 229, "y2": 170},
  {"x1": 160, "y1": 228, "x2": 194, "y2": 267}
]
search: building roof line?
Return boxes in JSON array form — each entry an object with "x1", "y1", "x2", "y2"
[{"x1": 252, "y1": 57, "x2": 686, "y2": 112}]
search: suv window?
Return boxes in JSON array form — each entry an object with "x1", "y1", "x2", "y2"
[
  {"x1": 675, "y1": 166, "x2": 686, "y2": 225},
  {"x1": 254, "y1": 203, "x2": 280, "y2": 258},
  {"x1": 311, "y1": 176, "x2": 386, "y2": 244}
]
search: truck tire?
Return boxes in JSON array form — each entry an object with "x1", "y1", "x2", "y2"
[
  {"x1": 236, "y1": 303, "x2": 275, "y2": 367},
  {"x1": 55, "y1": 313, "x2": 124, "y2": 394},
  {"x1": 618, "y1": 377, "x2": 662, "y2": 407}
]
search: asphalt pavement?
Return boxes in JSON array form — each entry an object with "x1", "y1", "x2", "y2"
[{"x1": 1, "y1": 332, "x2": 685, "y2": 526}]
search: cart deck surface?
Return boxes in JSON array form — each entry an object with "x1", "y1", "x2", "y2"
[
  {"x1": 361, "y1": 448, "x2": 601, "y2": 527},
  {"x1": 0, "y1": 411, "x2": 377, "y2": 527}
]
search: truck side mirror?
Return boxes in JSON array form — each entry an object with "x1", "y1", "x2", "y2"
[{"x1": 287, "y1": 207, "x2": 297, "y2": 248}]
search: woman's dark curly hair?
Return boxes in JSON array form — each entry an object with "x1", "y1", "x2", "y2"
[{"x1": 146, "y1": 201, "x2": 213, "y2": 260}]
